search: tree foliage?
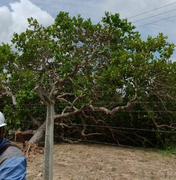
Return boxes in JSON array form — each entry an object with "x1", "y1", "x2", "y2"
[{"x1": 0, "y1": 12, "x2": 176, "y2": 148}]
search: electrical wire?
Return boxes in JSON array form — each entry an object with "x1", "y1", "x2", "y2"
[
  {"x1": 132, "y1": 9, "x2": 176, "y2": 23},
  {"x1": 136, "y1": 15, "x2": 176, "y2": 28},
  {"x1": 128, "y1": 1, "x2": 176, "y2": 19}
]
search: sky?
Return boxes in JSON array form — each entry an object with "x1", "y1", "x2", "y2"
[{"x1": 0, "y1": 0, "x2": 176, "y2": 60}]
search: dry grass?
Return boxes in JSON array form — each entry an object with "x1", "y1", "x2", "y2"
[{"x1": 26, "y1": 143, "x2": 176, "y2": 180}]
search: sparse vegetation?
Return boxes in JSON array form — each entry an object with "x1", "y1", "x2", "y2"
[{"x1": 26, "y1": 143, "x2": 176, "y2": 180}]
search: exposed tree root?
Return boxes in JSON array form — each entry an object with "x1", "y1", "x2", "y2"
[
  {"x1": 9, "y1": 130, "x2": 44, "y2": 157},
  {"x1": 22, "y1": 141, "x2": 44, "y2": 157}
]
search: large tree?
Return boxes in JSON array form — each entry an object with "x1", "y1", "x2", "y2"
[{"x1": 0, "y1": 12, "x2": 176, "y2": 148}]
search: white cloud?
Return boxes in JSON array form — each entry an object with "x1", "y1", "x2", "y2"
[
  {"x1": 0, "y1": 0, "x2": 54, "y2": 44},
  {"x1": 0, "y1": 6, "x2": 13, "y2": 43},
  {"x1": 0, "y1": 0, "x2": 176, "y2": 60}
]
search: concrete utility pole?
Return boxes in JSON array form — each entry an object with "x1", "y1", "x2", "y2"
[
  {"x1": 35, "y1": 86, "x2": 54, "y2": 180},
  {"x1": 43, "y1": 104, "x2": 54, "y2": 180}
]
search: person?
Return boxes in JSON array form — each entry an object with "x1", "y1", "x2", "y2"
[{"x1": 0, "y1": 111, "x2": 27, "y2": 180}]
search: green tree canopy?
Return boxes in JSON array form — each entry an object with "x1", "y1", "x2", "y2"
[{"x1": 0, "y1": 12, "x2": 176, "y2": 148}]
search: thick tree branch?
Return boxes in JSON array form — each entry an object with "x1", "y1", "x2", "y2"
[
  {"x1": 29, "y1": 114, "x2": 41, "y2": 127},
  {"x1": 89, "y1": 93, "x2": 137, "y2": 115},
  {"x1": 1, "y1": 87, "x2": 17, "y2": 105},
  {"x1": 34, "y1": 86, "x2": 54, "y2": 106}
]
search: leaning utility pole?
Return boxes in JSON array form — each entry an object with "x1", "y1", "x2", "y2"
[{"x1": 35, "y1": 86, "x2": 54, "y2": 180}]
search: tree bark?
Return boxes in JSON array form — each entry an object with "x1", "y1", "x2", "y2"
[{"x1": 29, "y1": 121, "x2": 46, "y2": 144}]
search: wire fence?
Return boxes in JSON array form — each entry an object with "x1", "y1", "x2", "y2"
[
  {"x1": 5, "y1": 119, "x2": 176, "y2": 134},
  {"x1": 52, "y1": 123, "x2": 176, "y2": 152},
  {"x1": 63, "y1": 123, "x2": 176, "y2": 134},
  {"x1": 59, "y1": 137, "x2": 168, "y2": 153},
  {"x1": 5, "y1": 119, "x2": 176, "y2": 153},
  {"x1": 2, "y1": 100, "x2": 176, "y2": 152}
]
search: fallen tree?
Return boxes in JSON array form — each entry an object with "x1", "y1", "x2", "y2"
[{"x1": 1, "y1": 12, "x2": 176, "y2": 149}]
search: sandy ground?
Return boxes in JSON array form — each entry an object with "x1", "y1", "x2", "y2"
[{"x1": 26, "y1": 143, "x2": 176, "y2": 180}]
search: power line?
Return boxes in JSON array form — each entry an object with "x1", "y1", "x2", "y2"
[
  {"x1": 128, "y1": 1, "x2": 176, "y2": 19},
  {"x1": 136, "y1": 15, "x2": 176, "y2": 28},
  {"x1": 132, "y1": 9, "x2": 176, "y2": 23}
]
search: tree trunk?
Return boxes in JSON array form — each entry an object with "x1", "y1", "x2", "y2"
[{"x1": 29, "y1": 121, "x2": 46, "y2": 144}]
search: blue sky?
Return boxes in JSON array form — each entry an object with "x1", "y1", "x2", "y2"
[{"x1": 0, "y1": 0, "x2": 176, "y2": 60}]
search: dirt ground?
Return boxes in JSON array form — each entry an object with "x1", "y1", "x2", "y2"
[{"x1": 26, "y1": 143, "x2": 176, "y2": 180}]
